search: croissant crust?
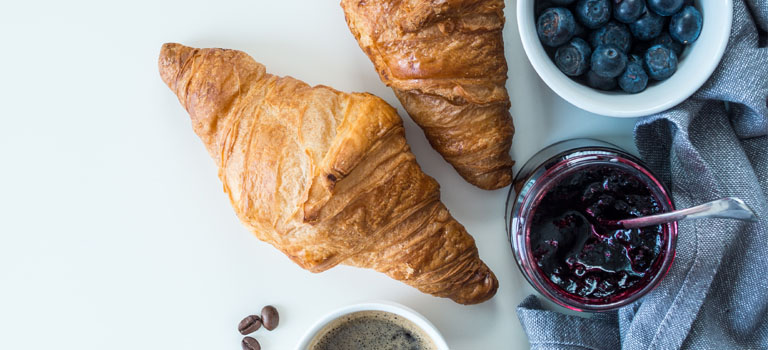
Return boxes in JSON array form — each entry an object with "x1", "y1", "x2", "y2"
[
  {"x1": 341, "y1": 0, "x2": 516, "y2": 190},
  {"x1": 158, "y1": 43, "x2": 498, "y2": 304}
]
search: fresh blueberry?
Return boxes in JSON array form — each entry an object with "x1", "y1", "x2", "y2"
[
  {"x1": 586, "y1": 70, "x2": 618, "y2": 90},
  {"x1": 537, "y1": 7, "x2": 577, "y2": 47},
  {"x1": 647, "y1": 0, "x2": 684, "y2": 16},
  {"x1": 590, "y1": 21, "x2": 632, "y2": 53},
  {"x1": 644, "y1": 44, "x2": 678, "y2": 80},
  {"x1": 629, "y1": 9, "x2": 666, "y2": 40},
  {"x1": 613, "y1": 0, "x2": 646, "y2": 23},
  {"x1": 574, "y1": 0, "x2": 612, "y2": 29},
  {"x1": 551, "y1": 0, "x2": 577, "y2": 4},
  {"x1": 618, "y1": 61, "x2": 649, "y2": 93},
  {"x1": 591, "y1": 44, "x2": 628, "y2": 78},
  {"x1": 669, "y1": 5, "x2": 702, "y2": 44},
  {"x1": 650, "y1": 32, "x2": 684, "y2": 56},
  {"x1": 555, "y1": 38, "x2": 592, "y2": 76},
  {"x1": 628, "y1": 53, "x2": 646, "y2": 73}
]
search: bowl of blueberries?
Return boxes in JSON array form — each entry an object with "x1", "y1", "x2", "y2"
[{"x1": 517, "y1": 0, "x2": 733, "y2": 117}]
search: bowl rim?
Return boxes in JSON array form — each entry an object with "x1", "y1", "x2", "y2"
[
  {"x1": 294, "y1": 301, "x2": 450, "y2": 350},
  {"x1": 516, "y1": 0, "x2": 734, "y2": 118}
]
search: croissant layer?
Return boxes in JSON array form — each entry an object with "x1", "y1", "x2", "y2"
[
  {"x1": 158, "y1": 43, "x2": 498, "y2": 304},
  {"x1": 341, "y1": 0, "x2": 516, "y2": 190}
]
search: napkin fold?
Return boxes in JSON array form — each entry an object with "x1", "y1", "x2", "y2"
[{"x1": 516, "y1": 1, "x2": 768, "y2": 349}]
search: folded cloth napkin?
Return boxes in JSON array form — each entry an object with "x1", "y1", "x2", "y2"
[{"x1": 516, "y1": 1, "x2": 768, "y2": 349}]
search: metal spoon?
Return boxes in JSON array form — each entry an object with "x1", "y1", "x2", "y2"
[{"x1": 604, "y1": 197, "x2": 758, "y2": 229}]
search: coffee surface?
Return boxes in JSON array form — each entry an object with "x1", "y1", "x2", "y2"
[{"x1": 309, "y1": 310, "x2": 436, "y2": 350}]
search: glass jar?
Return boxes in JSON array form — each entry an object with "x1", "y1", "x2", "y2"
[{"x1": 506, "y1": 139, "x2": 677, "y2": 312}]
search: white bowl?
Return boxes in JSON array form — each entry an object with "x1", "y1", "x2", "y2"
[
  {"x1": 517, "y1": 0, "x2": 733, "y2": 117},
  {"x1": 295, "y1": 301, "x2": 449, "y2": 350}
]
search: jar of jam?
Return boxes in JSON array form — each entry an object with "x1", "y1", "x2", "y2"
[{"x1": 506, "y1": 139, "x2": 677, "y2": 312}]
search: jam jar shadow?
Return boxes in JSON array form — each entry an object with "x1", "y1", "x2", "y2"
[{"x1": 506, "y1": 139, "x2": 677, "y2": 312}]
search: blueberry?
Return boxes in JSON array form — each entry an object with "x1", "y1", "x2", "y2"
[
  {"x1": 613, "y1": 0, "x2": 646, "y2": 23},
  {"x1": 629, "y1": 53, "x2": 645, "y2": 68},
  {"x1": 618, "y1": 61, "x2": 649, "y2": 93},
  {"x1": 644, "y1": 44, "x2": 678, "y2": 80},
  {"x1": 555, "y1": 38, "x2": 592, "y2": 76},
  {"x1": 669, "y1": 5, "x2": 702, "y2": 44},
  {"x1": 551, "y1": 0, "x2": 577, "y2": 4},
  {"x1": 591, "y1": 45, "x2": 627, "y2": 78},
  {"x1": 537, "y1": 7, "x2": 577, "y2": 47},
  {"x1": 629, "y1": 9, "x2": 666, "y2": 40},
  {"x1": 574, "y1": 0, "x2": 612, "y2": 29},
  {"x1": 647, "y1": 0, "x2": 684, "y2": 16},
  {"x1": 650, "y1": 32, "x2": 684, "y2": 56},
  {"x1": 586, "y1": 70, "x2": 618, "y2": 90},
  {"x1": 590, "y1": 21, "x2": 632, "y2": 53}
]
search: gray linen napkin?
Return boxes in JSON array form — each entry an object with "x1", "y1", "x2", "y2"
[{"x1": 516, "y1": 1, "x2": 768, "y2": 349}]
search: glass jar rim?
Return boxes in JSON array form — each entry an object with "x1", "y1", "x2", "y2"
[{"x1": 507, "y1": 139, "x2": 677, "y2": 312}]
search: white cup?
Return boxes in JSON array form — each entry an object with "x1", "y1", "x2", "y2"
[{"x1": 295, "y1": 301, "x2": 450, "y2": 350}]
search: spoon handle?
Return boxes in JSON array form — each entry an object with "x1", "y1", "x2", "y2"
[{"x1": 618, "y1": 197, "x2": 758, "y2": 229}]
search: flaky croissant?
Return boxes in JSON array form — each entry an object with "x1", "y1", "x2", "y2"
[
  {"x1": 158, "y1": 43, "x2": 497, "y2": 304},
  {"x1": 341, "y1": 0, "x2": 515, "y2": 190}
]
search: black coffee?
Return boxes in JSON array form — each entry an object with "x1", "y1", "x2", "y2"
[{"x1": 309, "y1": 311, "x2": 436, "y2": 350}]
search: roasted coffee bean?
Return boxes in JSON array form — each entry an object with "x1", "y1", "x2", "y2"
[
  {"x1": 238, "y1": 315, "x2": 262, "y2": 335},
  {"x1": 261, "y1": 305, "x2": 279, "y2": 331},
  {"x1": 241, "y1": 336, "x2": 261, "y2": 350}
]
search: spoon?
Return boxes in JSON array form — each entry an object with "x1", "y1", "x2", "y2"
[{"x1": 603, "y1": 197, "x2": 758, "y2": 229}]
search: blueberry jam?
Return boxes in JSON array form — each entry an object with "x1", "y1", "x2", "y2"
[{"x1": 528, "y1": 165, "x2": 668, "y2": 304}]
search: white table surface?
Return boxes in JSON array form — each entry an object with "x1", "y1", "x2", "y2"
[{"x1": 0, "y1": 1, "x2": 638, "y2": 349}]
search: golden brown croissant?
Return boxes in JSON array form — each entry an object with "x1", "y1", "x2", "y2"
[
  {"x1": 341, "y1": 0, "x2": 515, "y2": 190},
  {"x1": 158, "y1": 43, "x2": 497, "y2": 304}
]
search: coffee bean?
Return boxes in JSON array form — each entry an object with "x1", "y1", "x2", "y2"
[
  {"x1": 241, "y1": 336, "x2": 261, "y2": 350},
  {"x1": 238, "y1": 315, "x2": 262, "y2": 335},
  {"x1": 261, "y1": 305, "x2": 279, "y2": 331}
]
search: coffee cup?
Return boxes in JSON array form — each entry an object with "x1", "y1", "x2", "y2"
[{"x1": 295, "y1": 301, "x2": 449, "y2": 350}]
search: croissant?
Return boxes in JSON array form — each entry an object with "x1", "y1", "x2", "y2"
[
  {"x1": 158, "y1": 43, "x2": 497, "y2": 304},
  {"x1": 341, "y1": 0, "x2": 515, "y2": 190}
]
